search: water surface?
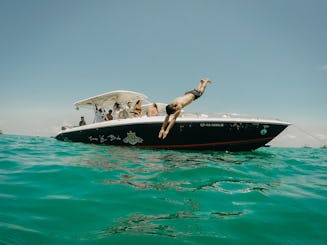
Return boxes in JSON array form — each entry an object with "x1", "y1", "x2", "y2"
[{"x1": 0, "y1": 135, "x2": 326, "y2": 244}]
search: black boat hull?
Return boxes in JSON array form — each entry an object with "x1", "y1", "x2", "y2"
[{"x1": 55, "y1": 119, "x2": 289, "y2": 151}]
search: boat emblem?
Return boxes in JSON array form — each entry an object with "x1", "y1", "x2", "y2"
[{"x1": 123, "y1": 131, "x2": 143, "y2": 145}]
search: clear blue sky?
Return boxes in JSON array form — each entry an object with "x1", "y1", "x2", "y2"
[{"x1": 1, "y1": 0, "x2": 326, "y2": 147}]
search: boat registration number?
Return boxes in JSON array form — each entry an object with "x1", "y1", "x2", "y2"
[{"x1": 200, "y1": 123, "x2": 224, "y2": 127}]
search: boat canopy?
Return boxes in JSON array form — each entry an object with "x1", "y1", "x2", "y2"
[{"x1": 74, "y1": 90, "x2": 148, "y2": 109}]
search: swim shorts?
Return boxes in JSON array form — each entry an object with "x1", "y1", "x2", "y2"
[{"x1": 185, "y1": 89, "x2": 203, "y2": 100}]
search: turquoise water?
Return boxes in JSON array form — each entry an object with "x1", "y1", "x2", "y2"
[{"x1": 0, "y1": 135, "x2": 326, "y2": 244}]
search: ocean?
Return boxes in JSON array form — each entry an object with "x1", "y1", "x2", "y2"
[{"x1": 0, "y1": 134, "x2": 326, "y2": 244}]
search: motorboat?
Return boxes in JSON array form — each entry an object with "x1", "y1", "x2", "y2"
[{"x1": 55, "y1": 90, "x2": 290, "y2": 151}]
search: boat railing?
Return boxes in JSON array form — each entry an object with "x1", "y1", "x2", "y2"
[
  {"x1": 180, "y1": 112, "x2": 284, "y2": 122},
  {"x1": 180, "y1": 112, "x2": 245, "y2": 118}
]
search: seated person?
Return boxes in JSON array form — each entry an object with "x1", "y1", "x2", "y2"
[
  {"x1": 122, "y1": 101, "x2": 132, "y2": 119},
  {"x1": 79, "y1": 116, "x2": 86, "y2": 126},
  {"x1": 147, "y1": 103, "x2": 158, "y2": 116},
  {"x1": 113, "y1": 102, "x2": 123, "y2": 120},
  {"x1": 106, "y1": 109, "x2": 113, "y2": 120},
  {"x1": 131, "y1": 100, "x2": 142, "y2": 117},
  {"x1": 94, "y1": 104, "x2": 107, "y2": 122}
]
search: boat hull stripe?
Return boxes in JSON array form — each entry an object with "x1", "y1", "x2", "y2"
[{"x1": 137, "y1": 137, "x2": 274, "y2": 149}]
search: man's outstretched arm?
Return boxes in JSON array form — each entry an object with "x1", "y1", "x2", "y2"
[
  {"x1": 162, "y1": 110, "x2": 181, "y2": 139},
  {"x1": 158, "y1": 114, "x2": 170, "y2": 139}
]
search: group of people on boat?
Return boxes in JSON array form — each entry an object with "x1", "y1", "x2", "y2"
[
  {"x1": 79, "y1": 78, "x2": 212, "y2": 139},
  {"x1": 79, "y1": 101, "x2": 159, "y2": 125}
]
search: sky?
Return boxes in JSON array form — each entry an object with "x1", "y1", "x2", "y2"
[{"x1": 0, "y1": 0, "x2": 326, "y2": 147}]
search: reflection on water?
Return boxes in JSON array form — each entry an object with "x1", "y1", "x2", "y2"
[
  {"x1": 66, "y1": 145, "x2": 280, "y2": 238},
  {"x1": 100, "y1": 210, "x2": 245, "y2": 238},
  {"x1": 70, "y1": 145, "x2": 280, "y2": 194}
]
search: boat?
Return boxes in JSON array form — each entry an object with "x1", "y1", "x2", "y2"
[{"x1": 55, "y1": 90, "x2": 290, "y2": 151}]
